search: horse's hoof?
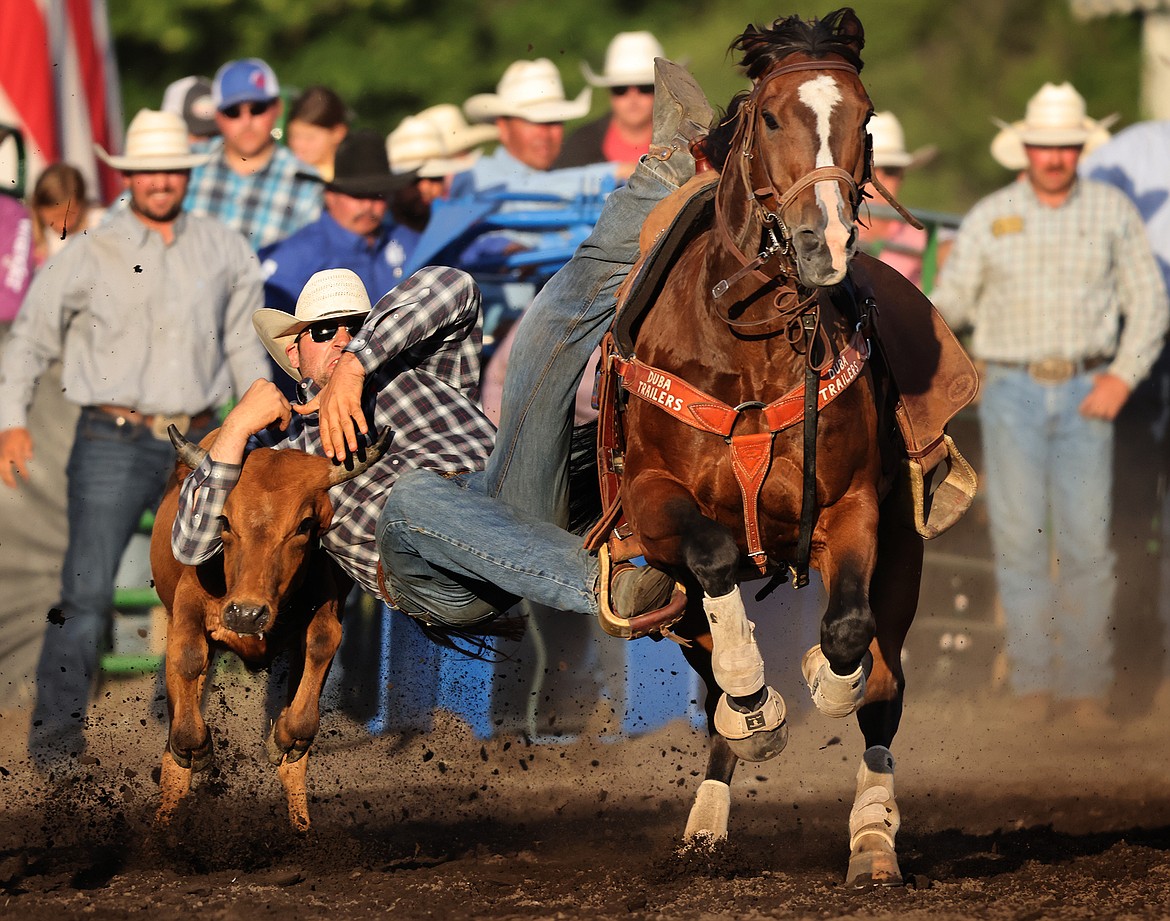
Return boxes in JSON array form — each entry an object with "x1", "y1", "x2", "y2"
[
  {"x1": 846, "y1": 837, "x2": 903, "y2": 888},
  {"x1": 715, "y1": 687, "x2": 788, "y2": 761},
  {"x1": 802, "y1": 645, "x2": 867, "y2": 718},
  {"x1": 683, "y1": 779, "x2": 731, "y2": 841}
]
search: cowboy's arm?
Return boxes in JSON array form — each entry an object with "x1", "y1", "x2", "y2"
[
  {"x1": 222, "y1": 238, "x2": 272, "y2": 393},
  {"x1": 1081, "y1": 202, "x2": 1170, "y2": 420},
  {"x1": 172, "y1": 381, "x2": 293, "y2": 564},
  {"x1": 0, "y1": 244, "x2": 90, "y2": 484},
  {"x1": 309, "y1": 266, "x2": 481, "y2": 459},
  {"x1": 929, "y1": 208, "x2": 990, "y2": 333}
]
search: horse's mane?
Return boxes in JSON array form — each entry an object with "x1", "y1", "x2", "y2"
[{"x1": 704, "y1": 7, "x2": 866, "y2": 172}]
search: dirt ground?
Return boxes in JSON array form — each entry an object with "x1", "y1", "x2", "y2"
[{"x1": 1, "y1": 656, "x2": 1168, "y2": 921}]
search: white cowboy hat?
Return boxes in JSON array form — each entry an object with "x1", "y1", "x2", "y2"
[
  {"x1": 990, "y1": 82, "x2": 1117, "y2": 170},
  {"x1": 387, "y1": 115, "x2": 481, "y2": 179},
  {"x1": 867, "y1": 111, "x2": 936, "y2": 170},
  {"x1": 253, "y1": 269, "x2": 372, "y2": 381},
  {"x1": 581, "y1": 31, "x2": 663, "y2": 87},
  {"x1": 417, "y1": 104, "x2": 499, "y2": 154},
  {"x1": 94, "y1": 109, "x2": 212, "y2": 171},
  {"x1": 464, "y1": 59, "x2": 591, "y2": 124}
]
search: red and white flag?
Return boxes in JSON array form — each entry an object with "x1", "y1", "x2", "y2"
[{"x1": 0, "y1": 0, "x2": 123, "y2": 203}]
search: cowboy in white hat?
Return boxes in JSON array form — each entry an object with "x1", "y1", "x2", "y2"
[
  {"x1": 932, "y1": 81, "x2": 1168, "y2": 731},
  {"x1": 990, "y1": 81, "x2": 1116, "y2": 172},
  {"x1": 387, "y1": 105, "x2": 499, "y2": 230},
  {"x1": 558, "y1": 31, "x2": 666, "y2": 169},
  {"x1": 858, "y1": 111, "x2": 938, "y2": 289},
  {"x1": 2, "y1": 108, "x2": 269, "y2": 770}
]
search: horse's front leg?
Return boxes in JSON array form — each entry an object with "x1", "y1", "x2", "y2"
[
  {"x1": 636, "y1": 488, "x2": 789, "y2": 763},
  {"x1": 801, "y1": 491, "x2": 880, "y2": 720},
  {"x1": 845, "y1": 505, "x2": 923, "y2": 888}
]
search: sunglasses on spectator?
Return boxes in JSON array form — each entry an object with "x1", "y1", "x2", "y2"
[
  {"x1": 219, "y1": 100, "x2": 275, "y2": 119},
  {"x1": 301, "y1": 319, "x2": 363, "y2": 343},
  {"x1": 610, "y1": 84, "x2": 654, "y2": 97}
]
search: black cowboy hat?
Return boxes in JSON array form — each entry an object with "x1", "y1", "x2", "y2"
[{"x1": 327, "y1": 128, "x2": 417, "y2": 198}]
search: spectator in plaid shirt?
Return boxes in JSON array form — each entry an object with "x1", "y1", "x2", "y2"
[
  {"x1": 933, "y1": 83, "x2": 1169, "y2": 730},
  {"x1": 172, "y1": 267, "x2": 677, "y2": 631},
  {"x1": 184, "y1": 58, "x2": 322, "y2": 251}
]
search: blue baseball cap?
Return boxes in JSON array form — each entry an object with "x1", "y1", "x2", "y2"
[{"x1": 212, "y1": 58, "x2": 280, "y2": 111}]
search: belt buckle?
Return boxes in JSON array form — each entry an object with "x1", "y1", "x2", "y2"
[
  {"x1": 1027, "y1": 357, "x2": 1075, "y2": 384},
  {"x1": 150, "y1": 413, "x2": 190, "y2": 441}
]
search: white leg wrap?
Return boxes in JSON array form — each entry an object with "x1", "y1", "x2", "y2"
[
  {"x1": 684, "y1": 779, "x2": 731, "y2": 841},
  {"x1": 801, "y1": 644, "x2": 867, "y2": 718},
  {"x1": 703, "y1": 588, "x2": 764, "y2": 697},
  {"x1": 849, "y1": 746, "x2": 899, "y2": 851}
]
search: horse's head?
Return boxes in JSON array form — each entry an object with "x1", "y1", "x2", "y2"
[{"x1": 713, "y1": 9, "x2": 873, "y2": 290}]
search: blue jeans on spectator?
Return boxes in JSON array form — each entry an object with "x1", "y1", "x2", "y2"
[
  {"x1": 483, "y1": 160, "x2": 679, "y2": 525},
  {"x1": 377, "y1": 468, "x2": 598, "y2": 626},
  {"x1": 979, "y1": 364, "x2": 1116, "y2": 701},
  {"x1": 29, "y1": 409, "x2": 207, "y2": 765}
]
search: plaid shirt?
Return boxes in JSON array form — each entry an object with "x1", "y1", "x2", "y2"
[
  {"x1": 932, "y1": 177, "x2": 1169, "y2": 388},
  {"x1": 184, "y1": 140, "x2": 323, "y2": 251},
  {"x1": 171, "y1": 266, "x2": 496, "y2": 596}
]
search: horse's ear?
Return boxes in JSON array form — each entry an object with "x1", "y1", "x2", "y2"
[{"x1": 833, "y1": 7, "x2": 866, "y2": 53}]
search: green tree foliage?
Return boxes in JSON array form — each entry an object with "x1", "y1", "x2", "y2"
[{"x1": 109, "y1": 0, "x2": 1142, "y2": 212}]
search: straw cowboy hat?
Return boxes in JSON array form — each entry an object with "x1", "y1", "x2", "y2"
[
  {"x1": 464, "y1": 59, "x2": 591, "y2": 124},
  {"x1": 581, "y1": 31, "x2": 663, "y2": 87},
  {"x1": 388, "y1": 105, "x2": 498, "y2": 177},
  {"x1": 253, "y1": 269, "x2": 372, "y2": 381},
  {"x1": 867, "y1": 111, "x2": 936, "y2": 170},
  {"x1": 990, "y1": 82, "x2": 1117, "y2": 170},
  {"x1": 94, "y1": 109, "x2": 212, "y2": 171}
]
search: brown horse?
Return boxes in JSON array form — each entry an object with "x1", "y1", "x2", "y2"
[{"x1": 617, "y1": 10, "x2": 919, "y2": 886}]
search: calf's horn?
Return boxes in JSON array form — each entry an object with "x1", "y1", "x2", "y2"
[
  {"x1": 329, "y1": 426, "x2": 393, "y2": 485},
  {"x1": 169, "y1": 424, "x2": 210, "y2": 471}
]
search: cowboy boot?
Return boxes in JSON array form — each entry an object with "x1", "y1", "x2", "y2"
[{"x1": 648, "y1": 57, "x2": 714, "y2": 185}]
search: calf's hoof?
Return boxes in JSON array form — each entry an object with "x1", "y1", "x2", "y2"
[
  {"x1": 265, "y1": 723, "x2": 310, "y2": 766},
  {"x1": 166, "y1": 734, "x2": 213, "y2": 773}
]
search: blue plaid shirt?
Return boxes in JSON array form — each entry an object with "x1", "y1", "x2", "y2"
[
  {"x1": 184, "y1": 140, "x2": 323, "y2": 251},
  {"x1": 171, "y1": 266, "x2": 496, "y2": 596}
]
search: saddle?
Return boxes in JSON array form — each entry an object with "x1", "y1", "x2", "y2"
[{"x1": 586, "y1": 176, "x2": 979, "y2": 583}]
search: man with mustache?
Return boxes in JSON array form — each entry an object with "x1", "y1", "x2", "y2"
[{"x1": 932, "y1": 83, "x2": 1169, "y2": 730}]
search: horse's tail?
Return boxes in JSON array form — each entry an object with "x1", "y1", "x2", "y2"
[
  {"x1": 568, "y1": 419, "x2": 602, "y2": 535},
  {"x1": 411, "y1": 612, "x2": 526, "y2": 661}
]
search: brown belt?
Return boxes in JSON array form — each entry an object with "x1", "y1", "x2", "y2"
[
  {"x1": 91, "y1": 404, "x2": 216, "y2": 440},
  {"x1": 989, "y1": 355, "x2": 1110, "y2": 385}
]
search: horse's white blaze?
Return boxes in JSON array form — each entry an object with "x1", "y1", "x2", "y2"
[{"x1": 797, "y1": 74, "x2": 852, "y2": 278}]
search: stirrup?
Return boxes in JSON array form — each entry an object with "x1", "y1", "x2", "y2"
[{"x1": 596, "y1": 543, "x2": 687, "y2": 640}]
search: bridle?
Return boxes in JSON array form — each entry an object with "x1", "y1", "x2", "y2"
[{"x1": 711, "y1": 57, "x2": 867, "y2": 316}]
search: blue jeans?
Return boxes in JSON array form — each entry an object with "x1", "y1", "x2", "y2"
[
  {"x1": 377, "y1": 468, "x2": 598, "y2": 626},
  {"x1": 30, "y1": 409, "x2": 210, "y2": 759},
  {"x1": 375, "y1": 160, "x2": 677, "y2": 625},
  {"x1": 979, "y1": 365, "x2": 1116, "y2": 700},
  {"x1": 483, "y1": 160, "x2": 679, "y2": 525}
]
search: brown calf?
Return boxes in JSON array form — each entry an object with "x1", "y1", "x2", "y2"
[{"x1": 149, "y1": 425, "x2": 386, "y2": 831}]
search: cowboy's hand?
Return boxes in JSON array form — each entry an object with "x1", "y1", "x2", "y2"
[
  {"x1": 211, "y1": 380, "x2": 293, "y2": 464},
  {"x1": 297, "y1": 352, "x2": 367, "y2": 460},
  {"x1": 0, "y1": 427, "x2": 33, "y2": 489},
  {"x1": 1080, "y1": 372, "x2": 1130, "y2": 422}
]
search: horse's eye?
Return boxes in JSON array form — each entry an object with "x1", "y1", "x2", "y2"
[
  {"x1": 296, "y1": 517, "x2": 315, "y2": 536},
  {"x1": 762, "y1": 111, "x2": 780, "y2": 131}
]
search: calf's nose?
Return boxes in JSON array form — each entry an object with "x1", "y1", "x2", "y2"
[{"x1": 223, "y1": 601, "x2": 271, "y2": 636}]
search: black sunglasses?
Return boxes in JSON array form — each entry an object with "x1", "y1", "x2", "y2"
[
  {"x1": 302, "y1": 319, "x2": 363, "y2": 343},
  {"x1": 610, "y1": 84, "x2": 654, "y2": 97},
  {"x1": 219, "y1": 100, "x2": 275, "y2": 119}
]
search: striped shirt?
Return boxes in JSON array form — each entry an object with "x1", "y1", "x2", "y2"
[
  {"x1": 184, "y1": 140, "x2": 323, "y2": 251},
  {"x1": 932, "y1": 177, "x2": 1168, "y2": 388},
  {"x1": 171, "y1": 266, "x2": 496, "y2": 595}
]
